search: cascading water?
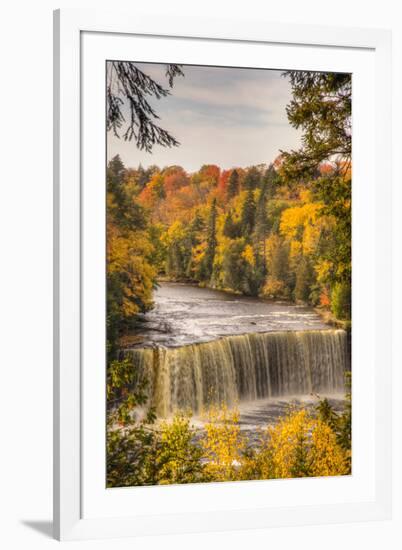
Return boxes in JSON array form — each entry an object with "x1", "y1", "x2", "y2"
[{"x1": 127, "y1": 329, "x2": 348, "y2": 418}]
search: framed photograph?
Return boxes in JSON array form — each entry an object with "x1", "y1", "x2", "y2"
[{"x1": 53, "y1": 8, "x2": 392, "y2": 541}]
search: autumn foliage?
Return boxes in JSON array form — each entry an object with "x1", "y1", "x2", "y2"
[
  {"x1": 107, "y1": 402, "x2": 351, "y2": 487},
  {"x1": 108, "y1": 154, "x2": 350, "y2": 323},
  {"x1": 106, "y1": 68, "x2": 352, "y2": 488}
]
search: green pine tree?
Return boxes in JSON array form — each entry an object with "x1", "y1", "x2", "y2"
[
  {"x1": 243, "y1": 166, "x2": 261, "y2": 191},
  {"x1": 254, "y1": 182, "x2": 269, "y2": 260},
  {"x1": 227, "y1": 169, "x2": 240, "y2": 198},
  {"x1": 263, "y1": 163, "x2": 281, "y2": 198},
  {"x1": 294, "y1": 256, "x2": 314, "y2": 302},
  {"x1": 223, "y1": 210, "x2": 239, "y2": 238},
  {"x1": 189, "y1": 211, "x2": 205, "y2": 246},
  {"x1": 222, "y1": 239, "x2": 247, "y2": 293},
  {"x1": 240, "y1": 189, "x2": 255, "y2": 236},
  {"x1": 290, "y1": 432, "x2": 311, "y2": 478},
  {"x1": 201, "y1": 198, "x2": 218, "y2": 281}
]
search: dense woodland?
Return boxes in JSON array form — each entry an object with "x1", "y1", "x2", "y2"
[
  {"x1": 107, "y1": 153, "x2": 351, "y2": 328},
  {"x1": 106, "y1": 67, "x2": 352, "y2": 486},
  {"x1": 107, "y1": 156, "x2": 351, "y2": 358}
]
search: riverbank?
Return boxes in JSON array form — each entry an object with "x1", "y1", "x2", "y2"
[{"x1": 314, "y1": 306, "x2": 351, "y2": 331}]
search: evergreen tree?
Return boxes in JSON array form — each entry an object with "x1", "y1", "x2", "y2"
[
  {"x1": 316, "y1": 398, "x2": 339, "y2": 434},
  {"x1": 331, "y1": 281, "x2": 351, "y2": 320},
  {"x1": 189, "y1": 211, "x2": 204, "y2": 246},
  {"x1": 107, "y1": 61, "x2": 184, "y2": 151},
  {"x1": 294, "y1": 256, "x2": 314, "y2": 302},
  {"x1": 240, "y1": 189, "x2": 255, "y2": 236},
  {"x1": 227, "y1": 169, "x2": 240, "y2": 198},
  {"x1": 337, "y1": 373, "x2": 352, "y2": 453},
  {"x1": 202, "y1": 199, "x2": 218, "y2": 281},
  {"x1": 243, "y1": 166, "x2": 261, "y2": 191},
  {"x1": 222, "y1": 239, "x2": 247, "y2": 293},
  {"x1": 290, "y1": 432, "x2": 311, "y2": 478},
  {"x1": 316, "y1": 374, "x2": 351, "y2": 458},
  {"x1": 166, "y1": 241, "x2": 185, "y2": 279},
  {"x1": 107, "y1": 155, "x2": 127, "y2": 217},
  {"x1": 107, "y1": 156, "x2": 146, "y2": 230},
  {"x1": 268, "y1": 236, "x2": 291, "y2": 290},
  {"x1": 223, "y1": 210, "x2": 239, "y2": 239},
  {"x1": 281, "y1": 71, "x2": 351, "y2": 303},
  {"x1": 184, "y1": 212, "x2": 205, "y2": 280},
  {"x1": 136, "y1": 164, "x2": 148, "y2": 188},
  {"x1": 107, "y1": 154, "x2": 126, "y2": 188},
  {"x1": 254, "y1": 182, "x2": 269, "y2": 259},
  {"x1": 263, "y1": 163, "x2": 281, "y2": 198},
  {"x1": 282, "y1": 71, "x2": 351, "y2": 178}
]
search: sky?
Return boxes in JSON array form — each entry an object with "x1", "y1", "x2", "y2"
[{"x1": 107, "y1": 62, "x2": 302, "y2": 173}]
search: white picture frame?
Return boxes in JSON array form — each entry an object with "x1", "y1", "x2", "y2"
[{"x1": 53, "y1": 8, "x2": 392, "y2": 541}]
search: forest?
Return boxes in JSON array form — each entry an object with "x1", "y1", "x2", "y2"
[
  {"x1": 106, "y1": 67, "x2": 352, "y2": 486},
  {"x1": 107, "y1": 153, "x2": 351, "y2": 348}
]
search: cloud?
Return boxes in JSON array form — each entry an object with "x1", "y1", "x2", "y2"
[
  {"x1": 171, "y1": 67, "x2": 290, "y2": 109},
  {"x1": 107, "y1": 62, "x2": 301, "y2": 171}
]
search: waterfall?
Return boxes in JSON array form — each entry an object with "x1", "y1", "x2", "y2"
[{"x1": 127, "y1": 329, "x2": 348, "y2": 417}]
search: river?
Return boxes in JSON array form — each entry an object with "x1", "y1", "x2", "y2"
[
  {"x1": 130, "y1": 282, "x2": 331, "y2": 348},
  {"x1": 126, "y1": 282, "x2": 348, "y2": 425}
]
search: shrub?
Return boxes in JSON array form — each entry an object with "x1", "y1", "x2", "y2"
[
  {"x1": 107, "y1": 405, "x2": 351, "y2": 487},
  {"x1": 201, "y1": 405, "x2": 246, "y2": 482},
  {"x1": 155, "y1": 413, "x2": 206, "y2": 485},
  {"x1": 261, "y1": 277, "x2": 288, "y2": 299},
  {"x1": 256, "y1": 409, "x2": 349, "y2": 479},
  {"x1": 331, "y1": 282, "x2": 351, "y2": 320}
]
